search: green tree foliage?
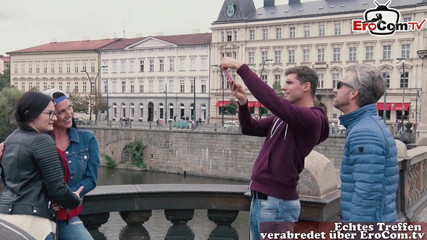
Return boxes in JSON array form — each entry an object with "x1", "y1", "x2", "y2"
[
  {"x1": 128, "y1": 140, "x2": 147, "y2": 168},
  {"x1": 272, "y1": 81, "x2": 284, "y2": 97},
  {"x1": 90, "y1": 89, "x2": 108, "y2": 121},
  {"x1": 101, "y1": 153, "x2": 116, "y2": 168},
  {"x1": 68, "y1": 92, "x2": 88, "y2": 113},
  {"x1": 0, "y1": 87, "x2": 23, "y2": 141},
  {"x1": 0, "y1": 69, "x2": 10, "y2": 91},
  {"x1": 225, "y1": 99, "x2": 238, "y2": 120}
]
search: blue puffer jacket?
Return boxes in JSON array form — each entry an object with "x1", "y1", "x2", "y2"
[{"x1": 339, "y1": 103, "x2": 399, "y2": 222}]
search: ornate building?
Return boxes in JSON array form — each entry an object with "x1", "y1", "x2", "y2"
[{"x1": 210, "y1": 0, "x2": 427, "y2": 125}]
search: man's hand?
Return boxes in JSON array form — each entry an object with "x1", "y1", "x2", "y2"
[
  {"x1": 219, "y1": 57, "x2": 244, "y2": 70},
  {"x1": 228, "y1": 80, "x2": 247, "y2": 106}
]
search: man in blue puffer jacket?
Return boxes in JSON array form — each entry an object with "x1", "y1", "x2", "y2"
[{"x1": 333, "y1": 64, "x2": 399, "y2": 222}]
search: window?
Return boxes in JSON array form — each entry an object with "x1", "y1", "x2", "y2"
[
  {"x1": 201, "y1": 80, "x2": 206, "y2": 93},
  {"x1": 304, "y1": 25, "x2": 310, "y2": 37},
  {"x1": 91, "y1": 63, "x2": 95, "y2": 72},
  {"x1": 149, "y1": 80, "x2": 153, "y2": 92},
  {"x1": 169, "y1": 80, "x2": 174, "y2": 92},
  {"x1": 317, "y1": 73, "x2": 324, "y2": 88},
  {"x1": 275, "y1": 74, "x2": 281, "y2": 83},
  {"x1": 159, "y1": 59, "x2": 164, "y2": 72},
  {"x1": 58, "y1": 63, "x2": 62, "y2": 73},
  {"x1": 234, "y1": 31, "x2": 237, "y2": 41},
  {"x1": 74, "y1": 63, "x2": 78, "y2": 73},
  {"x1": 401, "y1": 44, "x2": 410, "y2": 59},
  {"x1": 36, "y1": 64, "x2": 40, "y2": 73},
  {"x1": 333, "y1": 48, "x2": 341, "y2": 61},
  {"x1": 275, "y1": 50, "x2": 281, "y2": 64},
  {"x1": 190, "y1": 80, "x2": 194, "y2": 93},
  {"x1": 303, "y1": 49, "x2": 310, "y2": 62},
  {"x1": 122, "y1": 81, "x2": 126, "y2": 93},
  {"x1": 349, "y1": 47, "x2": 357, "y2": 61},
  {"x1": 179, "y1": 59, "x2": 185, "y2": 70},
  {"x1": 180, "y1": 80, "x2": 185, "y2": 93},
  {"x1": 121, "y1": 60, "x2": 126, "y2": 72},
  {"x1": 43, "y1": 82, "x2": 47, "y2": 91},
  {"x1": 159, "y1": 80, "x2": 164, "y2": 92},
  {"x1": 129, "y1": 60, "x2": 134, "y2": 72},
  {"x1": 383, "y1": 72, "x2": 390, "y2": 88},
  {"x1": 44, "y1": 64, "x2": 47, "y2": 73},
  {"x1": 190, "y1": 58, "x2": 196, "y2": 71},
  {"x1": 276, "y1": 27, "x2": 282, "y2": 39},
  {"x1": 227, "y1": 31, "x2": 232, "y2": 42},
  {"x1": 14, "y1": 64, "x2": 18, "y2": 74},
  {"x1": 112, "y1": 81, "x2": 117, "y2": 93},
  {"x1": 262, "y1": 28, "x2": 269, "y2": 40},
  {"x1": 58, "y1": 82, "x2": 62, "y2": 91},
  {"x1": 249, "y1": 29, "x2": 255, "y2": 40},
  {"x1": 29, "y1": 64, "x2": 32, "y2": 73},
  {"x1": 201, "y1": 58, "x2": 207, "y2": 70},
  {"x1": 21, "y1": 82, "x2": 25, "y2": 91},
  {"x1": 288, "y1": 50, "x2": 295, "y2": 63},
  {"x1": 261, "y1": 51, "x2": 268, "y2": 63},
  {"x1": 82, "y1": 63, "x2": 87, "y2": 72},
  {"x1": 169, "y1": 59, "x2": 175, "y2": 71},
  {"x1": 332, "y1": 73, "x2": 340, "y2": 89},
  {"x1": 261, "y1": 74, "x2": 267, "y2": 83},
  {"x1": 74, "y1": 82, "x2": 79, "y2": 92},
  {"x1": 289, "y1": 26, "x2": 296, "y2": 38},
  {"x1": 21, "y1": 64, "x2": 25, "y2": 74},
  {"x1": 50, "y1": 81, "x2": 55, "y2": 89},
  {"x1": 400, "y1": 72, "x2": 409, "y2": 88},
  {"x1": 36, "y1": 82, "x2": 40, "y2": 91},
  {"x1": 317, "y1": 49, "x2": 325, "y2": 62},
  {"x1": 403, "y1": 16, "x2": 412, "y2": 22},
  {"x1": 365, "y1": 46, "x2": 374, "y2": 60},
  {"x1": 383, "y1": 45, "x2": 391, "y2": 59},
  {"x1": 112, "y1": 61, "x2": 117, "y2": 72},
  {"x1": 83, "y1": 82, "x2": 87, "y2": 92},
  {"x1": 248, "y1": 52, "x2": 255, "y2": 64},
  {"x1": 221, "y1": 32, "x2": 225, "y2": 42},
  {"x1": 149, "y1": 60, "x2": 154, "y2": 72},
  {"x1": 140, "y1": 60, "x2": 145, "y2": 72},
  {"x1": 29, "y1": 82, "x2": 33, "y2": 90},
  {"x1": 66, "y1": 63, "x2": 70, "y2": 73},
  {"x1": 334, "y1": 23, "x2": 341, "y2": 35},
  {"x1": 319, "y1": 24, "x2": 325, "y2": 36}
]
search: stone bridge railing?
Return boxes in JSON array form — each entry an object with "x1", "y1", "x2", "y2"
[{"x1": 79, "y1": 184, "x2": 340, "y2": 240}]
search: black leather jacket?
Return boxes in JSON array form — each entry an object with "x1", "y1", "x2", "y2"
[{"x1": 0, "y1": 128, "x2": 81, "y2": 219}]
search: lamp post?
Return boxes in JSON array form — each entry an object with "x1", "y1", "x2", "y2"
[
  {"x1": 105, "y1": 80, "x2": 110, "y2": 126},
  {"x1": 396, "y1": 58, "x2": 406, "y2": 126},
  {"x1": 415, "y1": 89, "x2": 420, "y2": 132},
  {"x1": 164, "y1": 84, "x2": 168, "y2": 122},
  {"x1": 221, "y1": 74, "x2": 225, "y2": 126},
  {"x1": 260, "y1": 58, "x2": 273, "y2": 78},
  {"x1": 82, "y1": 65, "x2": 108, "y2": 123},
  {"x1": 193, "y1": 77, "x2": 196, "y2": 121}
]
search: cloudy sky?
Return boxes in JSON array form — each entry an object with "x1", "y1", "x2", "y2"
[{"x1": 1, "y1": 0, "x2": 292, "y2": 55}]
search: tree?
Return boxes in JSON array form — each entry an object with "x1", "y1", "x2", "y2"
[
  {"x1": 0, "y1": 87, "x2": 23, "y2": 141},
  {"x1": 91, "y1": 89, "x2": 108, "y2": 121},
  {"x1": 68, "y1": 92, "x2": 88, "y2": 113},
  {"x1": 272, "y1": 80, "x2": 284, "y2": 97},
  {"x1": 225, "y1": 99, "x2": 238, "y2": 120},
  {"x1": 0, "y1": 68, "x2": 10, "y2": 91}
]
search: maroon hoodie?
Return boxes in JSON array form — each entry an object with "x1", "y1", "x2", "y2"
[{"x1": 236, "y1": 64, "x2": 329, "y2": 200}]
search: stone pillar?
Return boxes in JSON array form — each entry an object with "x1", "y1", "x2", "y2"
[
  {"x1": 164, "y1": 209, "x2": 194, "y2": 240},
  {"x1": 207, "y1": 209, "x2": 239, "y2": 240},
  {"x1": 416, "y1": 50, "x2": 427, "y2": 145},
  {"x1": 80, "y1": 212, "x2": 110, "y2": 240},
  {"x1": 119, "y1": 210, "x2": 152, "y2": 240}
]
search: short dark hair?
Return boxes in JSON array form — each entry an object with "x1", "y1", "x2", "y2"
[
  {"x1": 15, "y1": 91, "x2": 53, "y2": 128},
  {"x1": 285, "y1": 66, "x2": 319, "y2": 97}
]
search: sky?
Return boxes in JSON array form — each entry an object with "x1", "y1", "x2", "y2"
[{"x1": 0, "y1": 0, "x2": 293, "y2": 55}]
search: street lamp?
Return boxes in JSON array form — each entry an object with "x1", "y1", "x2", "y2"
[
  {"x1": 82, "y1": 65, "x2": 108, "y2": 123},
  {"x1": 164, "y1": 84, "x2": 168, "y2": 122},
  {"x1": 221, "y1": 73, "x2": 225, "y2": 126},
  {"x1": 105, "y1": 79, "x2": 110, "y2": 126},
  {"x1": 260, "y1": 58, "x2": 273, "y2": 78},
  {"x1": 193, "y1": 77, "x2": 196, "y2": 121},
  {"x1": 396, "y1": 58, "x2": 406, "y2": 126}
]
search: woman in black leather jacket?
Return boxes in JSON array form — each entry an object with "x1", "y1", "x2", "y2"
[{"x1": 0, "y1": 91, "x2": 83, "y2": 240}]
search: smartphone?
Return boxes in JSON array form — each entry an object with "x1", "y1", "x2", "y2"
[{"x1": 222, "y1": 69, "x2": 234, "y2": 83}]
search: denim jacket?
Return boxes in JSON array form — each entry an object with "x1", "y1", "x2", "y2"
[{"x1": 65, "y1": 127, "x2": 100, "y2": 197}]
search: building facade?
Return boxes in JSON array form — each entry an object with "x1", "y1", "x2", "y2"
[
  {"x1": 99, "y1": 33, "x2": 212, "y2": 123},
  {"x1": 0, "y1": 55, "x2": 10, "y2": 74},
  {"x1": 210, "y1": 0, "x2": 427, "y2": 125}
]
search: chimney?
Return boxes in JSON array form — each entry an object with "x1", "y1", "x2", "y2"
[
  {"x1": 289, "y1": 0, "x2": 301, "y2": 4},
  {"x1": 264, "y1": 0, "x2": 275, "y2": 7}
]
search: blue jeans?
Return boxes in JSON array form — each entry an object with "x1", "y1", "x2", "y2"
[
  {"x1": 249, "y1": 195, "x2": 301, "y2": 240},
  {"x1": 57, "y1": 216, "x2": 93, "y2": 240}
]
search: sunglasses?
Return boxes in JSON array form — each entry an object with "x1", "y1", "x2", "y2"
[
  {"x1": 43, "y1": 111, "x2": 57, "y2": 120},
  {"x1": 336, "y1": 80, "x2": 355, "y2": 89}
]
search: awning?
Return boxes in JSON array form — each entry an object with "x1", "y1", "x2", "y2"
[
  {"x1": 248, "y1": 101, "x2": 256, "y2": 107},
  {"x1": 215, "y1": 101, "x2": 230, "y2": 107},
  {"x1": 255, "y1": 102, "x2": 265, "y2": 108},
  {"x1": 392, "y1": 103, "x2": 411, "y2": 111},
  {"x1": 376, "y1": 103, "x2": 392, "y2": 111}
]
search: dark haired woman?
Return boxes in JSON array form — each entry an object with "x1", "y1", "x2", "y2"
[{"x1": 0, "y1": 91, "x2": 83, "y2": 240}]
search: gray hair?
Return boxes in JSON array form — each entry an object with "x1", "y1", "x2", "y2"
[{"x1": 347, "y1": 64, "x2": 385, "y2": 107}]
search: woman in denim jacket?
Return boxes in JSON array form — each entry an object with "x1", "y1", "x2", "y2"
[{"x1": 43, "y1": 89, "x2": 100, "y2": 240}]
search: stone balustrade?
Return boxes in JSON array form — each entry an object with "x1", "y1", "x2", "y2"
[{"x1": 80, "y1": 184, "x2": 340, "y2": 240}]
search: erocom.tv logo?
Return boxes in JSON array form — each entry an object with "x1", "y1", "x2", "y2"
[{"x1": 352, "y1": 0, "x2": 426, "y2": 36}]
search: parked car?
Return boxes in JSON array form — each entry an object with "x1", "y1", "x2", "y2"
[
  {"x1": 224, "y1": 121, "x2": 239, "y2": 129},
  {"x1": 173, "y1": 120, "x2": 191, "y2": 129},
  {"x1": 74, "y1": 117, "x2": 90, "y2": 125}
]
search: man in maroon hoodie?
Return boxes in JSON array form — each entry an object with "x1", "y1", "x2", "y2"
[{"x1": 220, "y1": 57, "x2": 329, "y2": 239}]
